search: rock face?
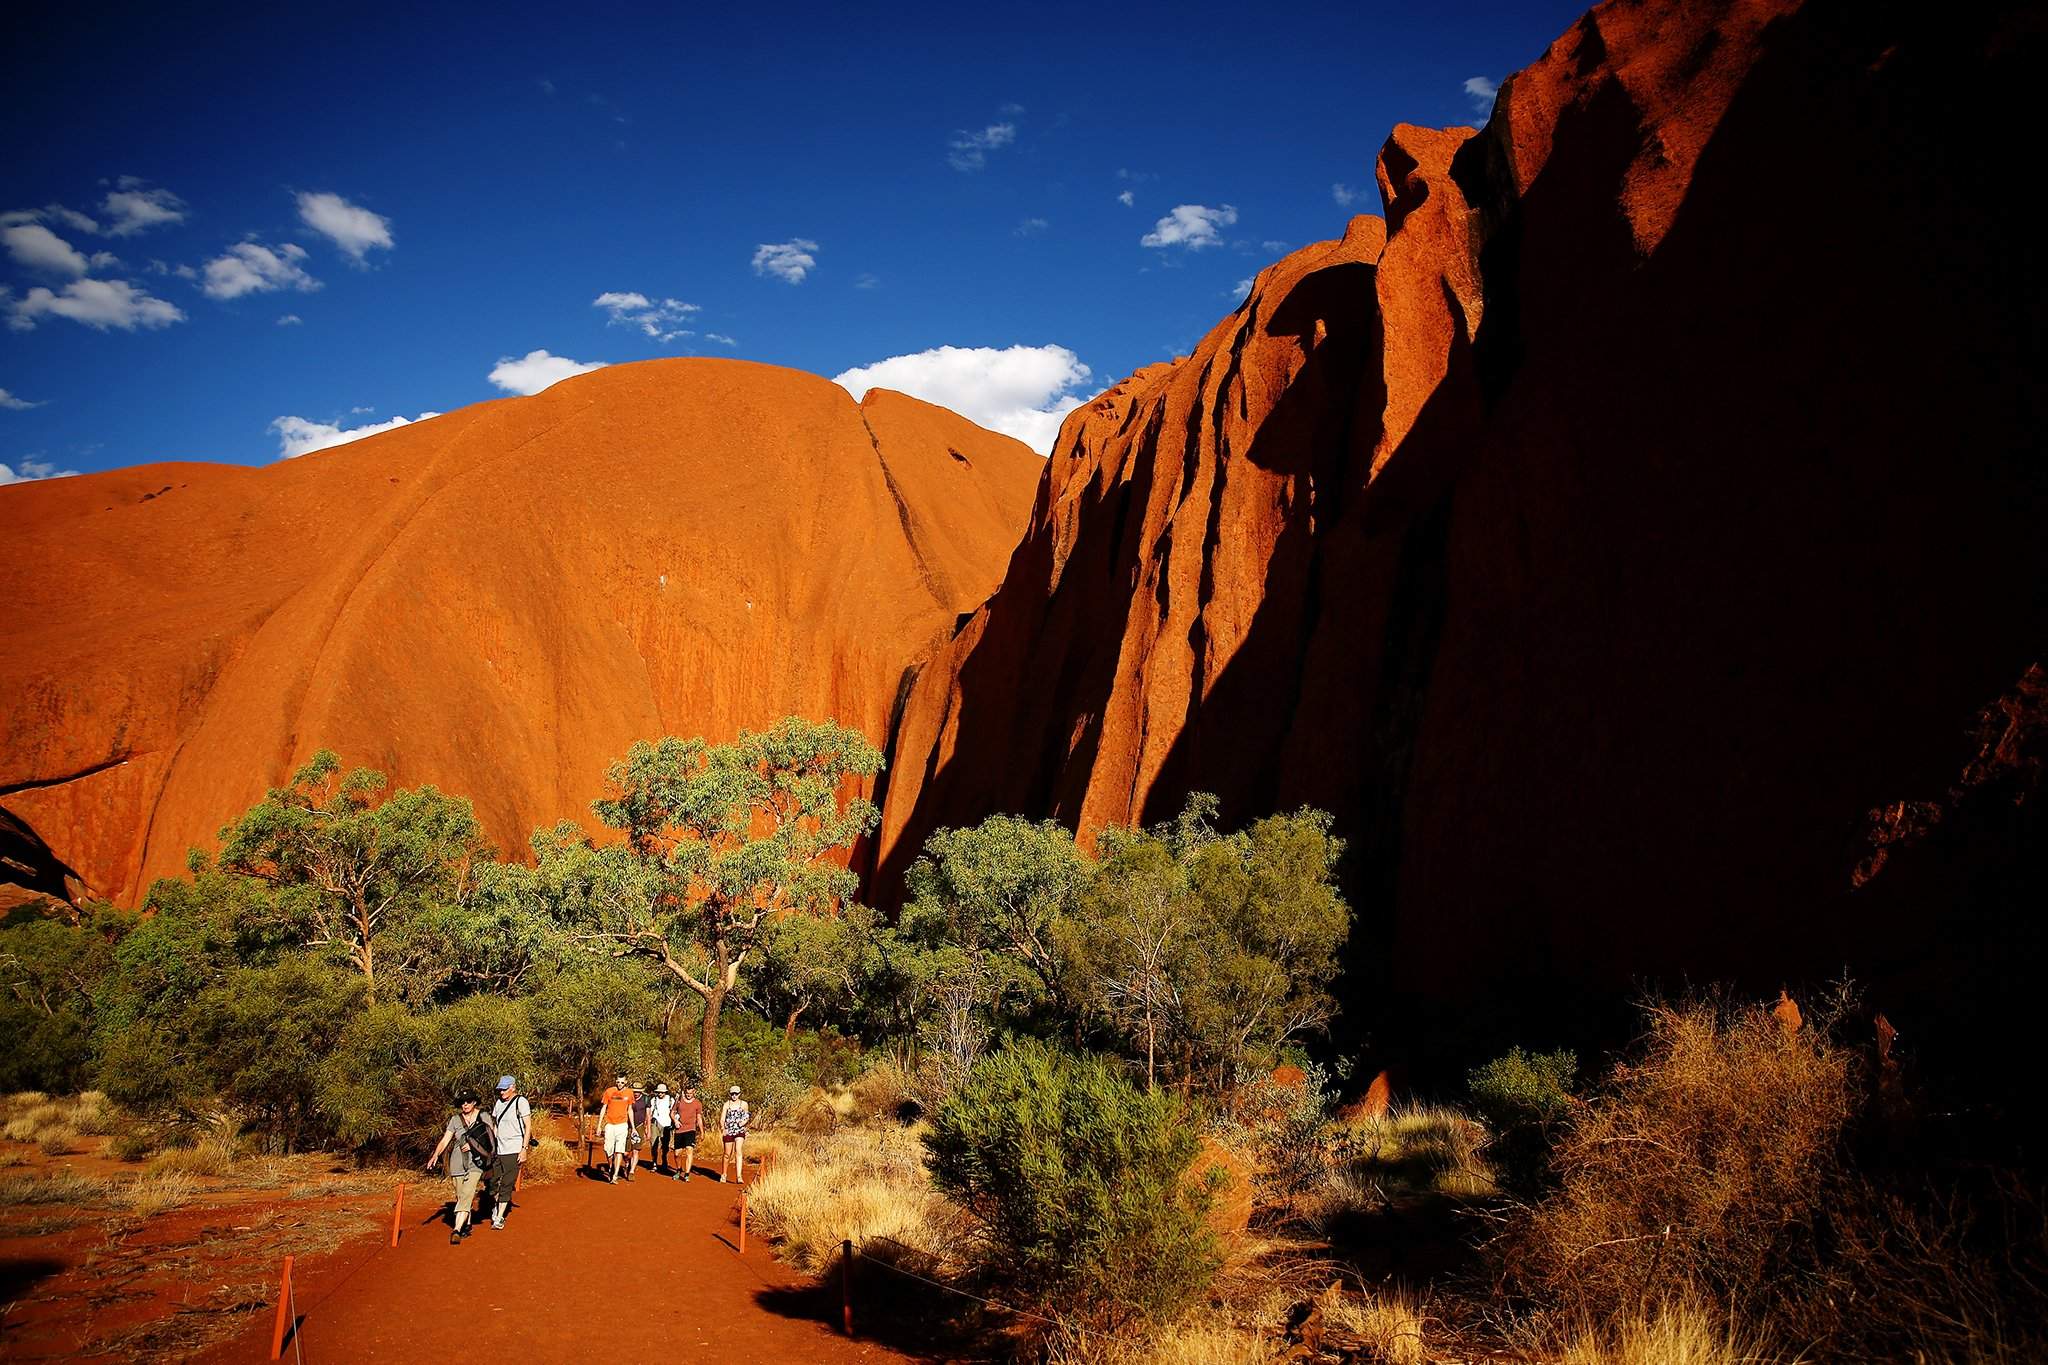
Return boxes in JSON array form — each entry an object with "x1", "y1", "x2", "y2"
[
  {"x1": 0, "y1": 360, "x2": 1041, "y2": 904},
  {"x1": 880, "y1": 0, "x2": 2048, "y2": 1063}
]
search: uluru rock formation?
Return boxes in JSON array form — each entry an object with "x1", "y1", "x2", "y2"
[
  {"x1": 0, "y1": 360, "x2": 1041, "y2": 904},
  {"x1": 879, "y1": 0, "x2": 2047, "y2": 1065}
]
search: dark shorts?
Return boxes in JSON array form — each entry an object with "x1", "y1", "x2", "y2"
[
  {"x1": 486, "y1": 1152, "x2": 519, "y2": 1199},
  {"x1": 676, "y1": 1130, "x2": 698, "y2": 1146}
]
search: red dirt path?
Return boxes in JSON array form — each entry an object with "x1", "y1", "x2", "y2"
[{"x1": 194, "y1": 1160, "x2": 916, "y2": 1364}]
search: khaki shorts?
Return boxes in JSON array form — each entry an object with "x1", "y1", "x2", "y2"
[{"x1": 602, "y1": 1122, "x2": 629, "y2": 1156}]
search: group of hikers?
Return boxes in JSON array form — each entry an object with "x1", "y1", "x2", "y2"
[{"x1": 427, "y1": 1073, "x2": 752, "y2": 1244}]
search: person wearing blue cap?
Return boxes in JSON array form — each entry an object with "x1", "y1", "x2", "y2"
[{"x1": 484, "y1": 1075, "x2": 530, "y2": 1230}]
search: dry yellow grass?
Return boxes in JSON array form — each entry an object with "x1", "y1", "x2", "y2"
[
  {"x1": 127, "y1": 1169, "x2": 201, "y2": 1216},
  {"x1": 744, "y1": 1123, "x2": 970, "y2": 1276},
  {"x1": 524, "y1": 1137, "x2": 581, "y2": 1185},
  {"x1": 1318, "y1": 1282, "x2": 1431, "y2": 1365},
  {"x1": 147, "y1": 1134, "x2": 239, "y2": 1178},
  {"x1": 1047, "y1": 1315, "x2": 1278, "y2": 1364},
  {"x1": 1547, "y1": 1301, "x2": 1792, "y2": 1365},
  {"x1": 36, "y1": 1123, "x2": 79, "y2": 1156},
  {"x1": 70, "y1": 1092, "x2": 121, "y2": 1136},
  {"x1": 0, "y1": 1169, "x2": 109, "y2": 1205}
]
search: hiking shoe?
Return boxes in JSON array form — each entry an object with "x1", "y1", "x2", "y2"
[
  {"x1": 491, "y1": 1219, "x2": 504, "y2": 1231},
  {"x1": 450, "y1": 1229, "x2": 462, "y2": 1244},
  {"x1": 461, "y1": 1224, "x2": 473, "y2": 1238}
]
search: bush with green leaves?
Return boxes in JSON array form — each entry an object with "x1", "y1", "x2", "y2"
[
  {"x1": 923, "y1": 1039, "x2": 1220, "y2": 1327},
  {"x1": 1467, "y1": 1046, "x2": 1577, "y2": 1189}
]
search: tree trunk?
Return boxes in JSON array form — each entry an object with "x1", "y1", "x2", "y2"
[
  {"x1": 699, "y1": 985, "x2": 725, "y2": 1085},
  {"x1": 1146, "y1": 1010, "x2": 1156, "y2": 1091},
  {"x1": 784, "y1": 1000, "x2": 807, "y2": 1052}
]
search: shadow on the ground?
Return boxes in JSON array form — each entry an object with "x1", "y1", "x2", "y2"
[
  {"x1": 753, "y1": 1257, "x2": 1005, "y2": 1361},
  {"x1": 0, "y1": 1256, "x2": 65, "y2": 1302}
]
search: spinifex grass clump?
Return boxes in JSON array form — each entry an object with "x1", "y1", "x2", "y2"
[{"x1": 924, "y1": 1039, "x2": 1220, "y2": 1329}]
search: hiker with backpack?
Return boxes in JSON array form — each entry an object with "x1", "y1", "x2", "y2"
[
  {"x1": 648, "y1": 1082, "x2": 678, "y2": 1175},
  {"x1": 623, "y1": 1081, "x2": 650, "y2": 1181},
  {"x1": 426, "y1": 1091, "x2": 495, "y2": 1244},
  {"x1": 484, "y1": 1075, "x2": 530, "y2": 1229},
  {"x1": 597, "y1": 1073, "x2": 634, "y2": 1184}
]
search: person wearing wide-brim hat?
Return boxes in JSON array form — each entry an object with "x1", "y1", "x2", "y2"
[
  {"x1": 718, "y1": 1084, "x2": 751, "y2": 1183},
  {"x1": 647, "y1": 1081, "x2": 679, "y2": 1175}
]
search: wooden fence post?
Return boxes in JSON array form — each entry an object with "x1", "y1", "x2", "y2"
[
  {"x1": 268, "y1": 1255, "x2": 294, "y2": 1360},
  {"x1": 841, "y1": 1238, "x2": 854, "y2": 1337}
]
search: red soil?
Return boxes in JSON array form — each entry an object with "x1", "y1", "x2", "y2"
[{"x1": 190, "y1": 1158, "x2": 914, "y2": 1364}]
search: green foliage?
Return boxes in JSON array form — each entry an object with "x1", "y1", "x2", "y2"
[
  {"x1": 195, "y1": 959, "x2": 365, "y2": 1151},
  {"x1": 0, "y1": 908, "x2": 122, "y2": 1093},
  {"x1": 1468, "y1": 1047, "x2": 1577, "y2": 1128},
  {"x1": 1467, "y1": 1046, "x2": 1577, "y2": 1190},
  {"x1": 538, "y1": 717, "x2": 883, "y2": 1082},
  {"x1": 215, "y1": 749, "x2": 490, "y2": 1002},
  {"x1": 924, "y1": 1039, "x2": 1220, "y2": 1326}
]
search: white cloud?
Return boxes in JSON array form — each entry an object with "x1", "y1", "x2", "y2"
[
  {"x1": 4, "y1": 223, "x2": 90, "y2": 275},
  {"x1": 593, "y1": 290, "x2": 699, "y2": 340},
  {"x1": 277, "y1": 313, "x2": 303, "y2": 326},
  {"x1": 46, "y1": 205, "x2": 100, "y2": 234},
  {"x1": 947, "y1": 122, "x2": 1016, "y2": 171},
  {"x1": 100, "y1": 184, "x2": 188, "y2": 236},
  {"x1": 1464, "y1": 76, "x2": 1499, "y2": 118},
  {"x1": 0, "y1": 388, "x2": 46, "y2": 410},
  {"x1": 1014, "y1": 217, "x2": 1048, "y2": 237},
  {"x1": 486, "y1": 349, "x2": 607, "y2": 395},
  {"x1": 1116, "y1": 190, "x2": 1135, "y2": 207},
  {"x1": 852, "y1": 272, "x2": 880, "y2": 290},
  {"x1": 8, "y1": 278, "x2": 185, "y2": 331},
  {"x1": 202, "y1": 240, "x2": 319, "y2": 299},
  {"x1": 1229, "y1": 278, "x2": 1254, "y2": 302},
  {"x1": 704, "y1": 333, "x2": 736, "y2": 346},
  {"x1": 1332, "y1": 183, "x2": 1365, "y2": 208},
  {"x1": 833, "y1": 343, "x2": 1092, "y2": 456},
  {"x1": 752, "y1": 239, "x2": 818, "y2": 284},
  {"x1": 295, "y1": 191, "x2": 393, "y2": 264},
  {"x1": 1141, "y1": 204, "x2": 1238, "y2": 250},
  {"x1": 1261, "y1": 240, "x2": 1289, "y2": 252},
  {"x1": 0, "y1": 456, "x2": 79, "y2": 485},
  {"x1": 270, "y1": 411, "x2": 438, "y2": 459}
]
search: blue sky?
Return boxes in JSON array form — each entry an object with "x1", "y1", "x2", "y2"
[{"x1": 1, "y1": 0, "x2": 1585, "y2": 478}]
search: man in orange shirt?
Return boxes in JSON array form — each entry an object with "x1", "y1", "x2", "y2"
[{"x1": 597, "y1": 1073, "x2": 635, "y2": 1185}]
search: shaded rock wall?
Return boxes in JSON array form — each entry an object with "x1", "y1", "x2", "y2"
[{"x1": 880, "y1": 0, "x2": 2048, "y2": 1066}]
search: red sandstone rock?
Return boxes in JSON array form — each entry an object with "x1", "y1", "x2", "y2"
[
  {"x1": 0, "y1": 361, "x2": 1039, "y2": 903},
  {"x1": 877, "y1": 0, "x2": 2048, "y2": 1069},
  {"x1": 1773, "y1": 991, "x2": 1803, "y2": 1036}
]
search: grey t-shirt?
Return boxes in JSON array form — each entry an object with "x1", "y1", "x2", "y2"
[{"x1": 444, "y1": 1113, "x2": 487, "y2": 1177}]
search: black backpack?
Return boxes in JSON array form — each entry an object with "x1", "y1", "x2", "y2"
[{"x1": 459, "y1": 1114, "x2": 495, "y2": 1168}]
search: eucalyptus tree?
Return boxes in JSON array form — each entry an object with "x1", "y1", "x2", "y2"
[{"x1": 540, "y1": 717, "x2": 882, "y2": 1083}]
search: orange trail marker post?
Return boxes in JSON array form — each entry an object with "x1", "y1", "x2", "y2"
[
  {"x1": 268, "y1": 1254, "x2": 294, "y2": 1360},
  {"x1": 738, "y1": 1190, "x2": 748, "y2": 1253},
  {"x1": 390, "y1": 1182, "x2": 405, "y2": 1248},
  {"x1": 841, "y1": 1238, "x2": 854, "y2": 1337}
]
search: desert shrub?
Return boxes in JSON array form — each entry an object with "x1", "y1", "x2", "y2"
[
  {"x1": 1317, "y1": 1283, "x2": 1432, "y2": 1365},
  {"x1": 925, "y1": 1039, "x2": 1220, "y2": 1327},
  {"x1": 108, "y1": 1129, "x2": 158, "y2": 1163},
  {"x1": 36, "y1": 1123, "x2": 78, "y2": 1156},
  {"x1": 1227, "y1": 1061, "x2": 1335, "y2": 1215},
  {"x1": 318, "y1": 994, "x2": 536, "y2": 1153},
  {"x1": 522, "y1": 1129, "x2": 581, "y2": 1185},
  {"x1": 1499, "y1": 995, "x2": 1884, "y2": 1348},
  {"x1": 2, "y1": 1116, "x2": 38, "y2": 1142},
  {"x1": 1467, "y1": 1047, "x2": 1576, "y2": 1191},
  {"x1": 7, "y1": 1091, "x2": 51, "y2": 1108}
]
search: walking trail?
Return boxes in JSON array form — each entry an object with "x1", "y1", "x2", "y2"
[{"x1": 198, "y1": 1155, "x2": 915, "y2": 1363}]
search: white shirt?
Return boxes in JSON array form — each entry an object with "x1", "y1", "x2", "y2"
[
  {"x1": 492, "y1": 1095, "x2": 530, "y2": 1155},
  {"x1": 650, "y1": 1094, "x2": 675, "y2": 1126}
]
